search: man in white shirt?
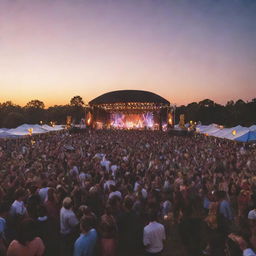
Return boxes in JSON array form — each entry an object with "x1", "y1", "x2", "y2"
[
  {"x1": 60, "y1": 197, "x2": 79, "y2": 256},
  {"x1": 143, "y1": 211, "x2": 166, "y2": 255},
  {"x1": 100, "y1": 156, "x2": 111, "y2": 172},
  {"x1": 60, "y1": 197, "x2": 79, "y2": 235},
  {"x1": 10, "y1": 188, "x2": 28, "y2": 217}
]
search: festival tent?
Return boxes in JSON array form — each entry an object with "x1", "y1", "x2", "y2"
[
  {"x1": 196, "y1": 124, "x2": 256, "y2": 142},
  {"x1": 208, "y1": 126, "x2": 239, "y2": 138},
  {"x1": 0, "y1": 131, "x2": 19, "y2": 138},
  {"x1": 8, "y1": 124, "x2": 48, "y2": 136},
  {"x1": 198, "y1": 124, "x2": 221, "y2": 135},
  {"x1": 0, "y1": 124, "x2": 65, "y2": 138},
  {"x1": 234, "y1": 127, "x2": 256, "y2": 142},
  {"x1": 235, "y1": 131, "x2": 256, "y2": 142},
  {"x1": 0, "y1": 128, "x2": 8, "y2": 133},
  {"x1": 224, "y1": 126, "x2": 250, "y2": 140},
  {"x1": 42, "y1": 124, "x2": 64, "y2": 131},
  {"x1": 8, "y1": 124, "x2": 53, "y2": 136},
  {"x1": 249, "y1": 125, "x2": 256, "y2": 131},
  {"x1": 195, "y1": 125, "x2": 208, "y2": 132}
]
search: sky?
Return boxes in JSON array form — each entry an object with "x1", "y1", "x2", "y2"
[{"x1": 0, "y1": 0, "x2": 255, "y2": 107}]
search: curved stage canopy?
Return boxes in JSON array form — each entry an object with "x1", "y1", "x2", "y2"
[
  {"x1": 89, "y1": 90, "x2": 170, "y2": 106},
  {"x1": 87, "y1": 90, "x2": 172, "y2": 130}
]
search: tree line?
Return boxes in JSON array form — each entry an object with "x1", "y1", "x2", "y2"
[
  {"x1": 0, "y1": 96, "x2": 85, "y2": 128},
  {"x1": 0, "y1": 97, "x2": 255, "y2": 128},
  {"x1": 176, "y1": 98, "x2": 256, "y2": 127}
]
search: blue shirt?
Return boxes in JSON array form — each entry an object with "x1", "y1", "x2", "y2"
[
  {"x1": 219, "y1": 200, "x2": 233, "y2": 221},
  {"x1": 203, "y1": 197, "x2": 211, "y2": 210},
  {"x1": 73, "y1": 229, "x2": 97, "y2": 256},
  {"x1": 0, "y1": 217, "x2": 6, "y2": 239}
]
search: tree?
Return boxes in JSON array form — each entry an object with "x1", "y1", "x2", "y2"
[
  {"x1": 69, "y1": 96, "x2": 85, "y2": 123},
  {"x1": 226, "y1": 100, "x2": 234, "y2": 107},
  {"x1": 235, "y1": 99, "x2": 246, "y2": 106},
  {"x1": 24, "y1": 100, "x2": 45, "y2": 123},
  {"x1": 45, "y1": 105, "x2": 71, "y2": 124},
  {"x1": 0, "y1": 101, "x2": 23, "y2": 127},
  {"x1": 70, "y1": 96, "x2": 84, "y2": 107},
  {"x1": 25, "y1": 100, "x2": 45, "y2": 109},
  {"x1": 199, "y1": 99, "x2": 214, "y2": 107},
  {"x1": 3, "y1": 112, "x2": 25, "y2": 128}
]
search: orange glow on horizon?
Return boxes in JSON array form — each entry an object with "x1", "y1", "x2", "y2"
[{"x1": 0, "y1": 0, "x2": 255, "y2": 107}]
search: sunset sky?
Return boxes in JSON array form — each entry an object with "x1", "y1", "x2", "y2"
[{"x1": 0, "y1": 0, "x2": 255, "y2": 107}]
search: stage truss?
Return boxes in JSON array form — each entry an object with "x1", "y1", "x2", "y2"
[{"x1": 87, "y1": 102, "x2": 173, "y2": 130}]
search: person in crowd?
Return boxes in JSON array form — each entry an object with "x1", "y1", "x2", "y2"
[
  {"x1": 73, "y1": 216, "x2": 97, "y2": 256},
  {"x1": 99, "y1": 205, "x2": 118, "y2": 256},
  {"x1": 143, "y1": 210, "x2": 166, "y2": 256},
  {"x1": 7, "y1": 218, "x2": 45, "y2": 256},
  {"x1": 0, "y1": 203, "x2": 9, "y2": 255},
  {"x1": 60, "y1": 197, "x2": 79, "y2": 256},
  {"x1": 26, "y1": 185, "x2": 41, "y2": 220},
  {"x1": 38, "y1": 181, "x2": 49, "y2": 203},
  {"x1": 118, "y1": 197, "x2": 143, "y2": 256},
  {"x1": 9, "y1": 188, "x2": 28, "y2": 218}
]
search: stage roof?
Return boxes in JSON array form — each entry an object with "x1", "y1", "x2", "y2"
[{"x1": 89, "y1": 90, "x2": 170, "y2": 106}]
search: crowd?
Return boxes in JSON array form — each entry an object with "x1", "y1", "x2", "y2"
[{"x1": 0, "y1": 129, "x2": 255, "y2": 256}]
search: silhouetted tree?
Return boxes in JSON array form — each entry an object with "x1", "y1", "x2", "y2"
[
  {"x1": 70, "y1": 96, "x2": 84, "y2": 107},
  {"x1": 0, "y1": 101, "x2": 23, "y2": 128},
  {"x1": 24, "y1": 100, "x2": 45, "y2": 124},
  {"x1": 25, "y1": 100, "x2": 45, "y2": 109},
  {"x1": 3, "y1": 112, "x2": 25, "y2": 128},
  {"x1": 69, "y1": 96, "x2": 85, "y2": 123},
  {"x1": 45, "y1": 105, "x2": 71, "y2": 124}
]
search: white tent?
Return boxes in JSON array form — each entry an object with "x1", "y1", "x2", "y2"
[
  {"x1": 198, "y1": 124, "x2": 221, "y2": 135},
  {"x1": 0, "y1": 131, "x2": 19, "y2": 138},
  {"x1": 7, "y1": 124, "x2": 46, "y2": 136},
  {"x1": 196, "y1": 124, "x2": 256, "y2": 142},
  {"x1": 235, "y1": 131, "x2": 256, "y2": 142},
  {"x1": 249, "y1": 125, "x2": 256, "y2": 131},
  {"x1": 0, "y1": 124, "x2": 64, "y2": 138},
  {"x1": 42, "y1": 124, "x2": 64, "y2": 131},
  {"x1": 224, "y1": 126, "x2": 250, "y2": 140}
]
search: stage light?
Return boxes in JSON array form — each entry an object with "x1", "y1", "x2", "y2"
[
  {"x1": 86, "y1": 112, "x2": 92, "y2": 126},
  {"x1": 232, "y1": 130, "x2": 237, "y2": 136}
]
